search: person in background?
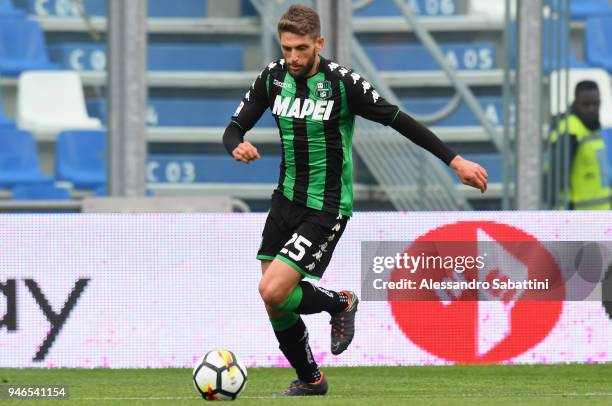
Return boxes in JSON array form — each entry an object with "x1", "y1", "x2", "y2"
[{"x1": 548, "y1": 80, "x2": 611, "y2": 210}]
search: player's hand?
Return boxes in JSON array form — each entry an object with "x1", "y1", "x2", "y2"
[
  {"x1": 232, "y1": 141, "x2": 261, "y2": 164},
  {"x1": 449, "y1": 155, "x2": 488, "y2": 193}
]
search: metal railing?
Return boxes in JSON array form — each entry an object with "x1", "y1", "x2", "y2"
[
  {"x1": 542, "y1": 0, "x2": 572, "y2": 210},
  {"x1": 351, "y1": 40, "x2": 465, "y2": 210}
]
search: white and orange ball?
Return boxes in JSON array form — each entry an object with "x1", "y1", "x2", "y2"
[{"x1": 193, "y1": 349, "x2": 248, "y2": 401}]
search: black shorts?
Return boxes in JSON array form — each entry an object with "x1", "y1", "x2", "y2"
[{"x1": 256, "y1": 190, "x2": 349, "y2": 280}]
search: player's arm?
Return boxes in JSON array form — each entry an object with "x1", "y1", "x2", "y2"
[
  {"x1": 223, "y1": 124, "x2": 260, "y2": 164},
  {"x1": 222, "y1": 68, "x2": 270, "y2": 164},
  {"x1": 344, "y1": 73, "x2": 488, "y2": 193}
]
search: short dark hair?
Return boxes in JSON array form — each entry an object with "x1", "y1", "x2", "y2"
[
  {"x1": 277, "y1": 5, "x2": 321, "y2": 39},
  {"x1": 575, "y1": 80, "x2": 599, "y2": 98}
]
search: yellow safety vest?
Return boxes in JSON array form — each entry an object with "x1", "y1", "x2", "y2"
[{"x1": 551, "y1": 115, "x2": 611, "y2": 210}]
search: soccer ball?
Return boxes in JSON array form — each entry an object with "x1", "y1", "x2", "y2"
[{"x1": 192, "y1": 349, "x2": 248, "y2": 400}]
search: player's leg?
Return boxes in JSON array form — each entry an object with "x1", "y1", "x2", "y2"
[
  {"x1": 272, "y1": 213, "x2": 359, "y2": 355},
  {"x1": 259, "y1": 259, "x2": 302, "y2": 310},
  {"x1": 260, "y1": 255, "x2": 348, "y2": 316},
  {"x1": 256, "y1": 195, "x2": 326, "y2": 394},
  {"x1": 259, "y1": 259, "x2": 327, "y2": 395},
  {"x1": 269, "y1": 215, "x2": 350, "y2": 315}
]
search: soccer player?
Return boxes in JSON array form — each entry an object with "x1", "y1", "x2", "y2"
[{"x1": 223, "y1": 4, "x2": 488, "y2": 396}]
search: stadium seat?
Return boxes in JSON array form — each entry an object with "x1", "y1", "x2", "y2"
[
  {"x1": 549, "y1": 68, "x2": 612, "y2": 128},
  {"x1": 0, "y1": 18, "x2": 57, "y2": 75},
  {"x1": 241, "y1": 0, "x2": 257, "y2": 16},
  {"x1": 0, "y1": 128, "x2": 52, "y2": 187},
  {"x1": 149, "y1": 44, "x2": 243, "y2": 71},
  {"x1": 87, "y1": 98, "x2": 276, "y2": 128},
  {"x1": 0, "y1": 0, "x2": 24, "y2": 17},
  {"x1": 20, "y1": 0, "x2": 207, "y2": 18},
  {"x1": 585, "y1": 16, "x2": 612, "y2": 73},
  {"x1": 570, "y1": 0, "x2": 612, "y2": 20},
  {"x1": 92, "y1": 185, "x2": 154, "y2": 197},
  {"x1": 11, "y1": 184, "x2": 71, "y2": 200},
  {"x1": 148, "y1": 0, "x2": 207, "y2": 18},
  {"x1": 354, "y1": 0, "x2": 457, "y2": 16},
  {"x1": 468, "y1": 0, "x2": 514, "y2": 20},
  {"x1": 201, "y1": 155, "x2": 280, "y2": 183},
  {"x1": 94, "y1": 185, "x2": 107, "y2": 196},
  {"x1": 363, "y1": 42, "x2": 495, "y2": 71},
  {"x1": 48, "y1": 43, "x2": 243, "y2": 72},
  {"x1": 17, "y1": 71, "x2": 102, "y2": 140},
  {"x1": 400, "y1": 97, "x2": 504, "y2": 127},
  {"x1": 148, "y1": 154, "x2": 280, "y2": 184},
  {"x1": 509, "y1": 20, "x2": 586, "y2": 72},
  {"x1": 55, "y1": 130, "x2": 106, "y2": 189}
]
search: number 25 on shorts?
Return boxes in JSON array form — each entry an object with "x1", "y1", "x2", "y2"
[{"x1": 280, "y1": 233, "x2": 312, "y2": 261}]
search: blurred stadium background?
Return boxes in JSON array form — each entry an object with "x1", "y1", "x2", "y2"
[
  {"x1": 1, "y1": 0, "x2": 611, "y2": 402},
  {"x1": 2, "y1": 0, "x2": 611, "y2": 212}
]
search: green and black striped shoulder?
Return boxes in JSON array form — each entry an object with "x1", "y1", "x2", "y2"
[
  {"x1": 260, "y1": 58, "x2": 287, "y2": 80},
  {"x1": 318, "y1": 58, "x2": 363, "y2": 90}
]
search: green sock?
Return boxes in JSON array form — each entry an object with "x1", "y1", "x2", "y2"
[
  {"x1": 275, "y1": 284, "x2": 303, "y2": 313},
  {"x1": 269, "y1": 312, "x2": 300, "y2": 332}
]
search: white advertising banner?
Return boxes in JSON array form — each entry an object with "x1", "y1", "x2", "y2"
[{"x1": 0, "y1": 212, "x2": 610, "y2": 368}]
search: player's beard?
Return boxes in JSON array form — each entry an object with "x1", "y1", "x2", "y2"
[{"x1": 288, "y1": 50, "x2": 317, "y2": 79}]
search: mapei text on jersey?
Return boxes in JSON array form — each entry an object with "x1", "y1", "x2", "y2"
[{"x1": 272, "y1": 95, "x2": 334, "y2": 121}]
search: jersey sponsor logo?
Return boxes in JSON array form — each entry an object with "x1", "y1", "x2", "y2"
[
  {"x1": 273, "y1": 79, "x2": 293, "y2": 89},
  {"x1": 315, "y1": 80, "x2": 332, "y2": 100},
  {"x1": 272, "y1": 95, "x2": 334, "y2": 121}
]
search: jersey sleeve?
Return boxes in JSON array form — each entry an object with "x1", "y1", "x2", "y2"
[
  {"x1": 343, "y1": 71, "x2": 399, "y2": 125},
  {"x1": 230, "y1": 68, "x2": 270, "y2": 132}
]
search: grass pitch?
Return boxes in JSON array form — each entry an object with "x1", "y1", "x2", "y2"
[{"x1": 1, "y1": 364, "x2": 610, "y2": 405}]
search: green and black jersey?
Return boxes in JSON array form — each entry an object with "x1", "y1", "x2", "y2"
[{"x1": 231, "y1": 56, "x2": 400, "y2": 217}]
